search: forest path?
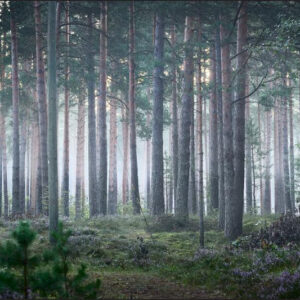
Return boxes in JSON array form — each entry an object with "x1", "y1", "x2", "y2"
[{"x1": 101, "y1": 272, "x2": 226, "y2": 299}]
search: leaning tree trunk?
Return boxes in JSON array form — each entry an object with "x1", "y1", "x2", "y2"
[
  {"x1": 129, "y1": 1, "x2": 141, "y2": 214},
  {"x1": 98, "y1": 1, "x2": 108, "y2": 215},
  {"x1": 87, "y1": 13, "x2": 98, "y2": 217},
  {"x1": 176, "y1": 16, "x2": 194, "y2": 219},
  {"x1": 288, "y1": 78, "x2": 295, "y2": 212},
  {"x1": 209, "y1": 44, "x2": 218, "y2": 212},
  {"x1": 34, "y1": 1, "x2": 49, "y2": 215},
  {"x1": 75, "y1": 95, "x2": 85, "y2": 219},
  {"x1": 61, "y1": 0, "x2": 70, "y2": 217},
  {"x1": 171, "y1": 25, "x2": 179, "y2": 213},
  {"x1": 108, "y1": 97, "x2": 118, "y2": 215},
  {"x1": 215, "y1": 20, "x2": 225, "y2": 229},
  {"x1": 196, "y1": 22, "x2": 204, "y2": 247},
  {"x1": 151, "y1": 11, "x2": 165, "y2": 215},
  {"x1": 47, "y1": 1, "x2": 58, "y2": 242},
  {"x1": 11, "y1": 7, "x2": 20, "y2": 216}
]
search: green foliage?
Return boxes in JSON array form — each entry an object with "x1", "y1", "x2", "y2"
[{"x1": 0, "y1": 221, "x2": 101, "y2": 299}]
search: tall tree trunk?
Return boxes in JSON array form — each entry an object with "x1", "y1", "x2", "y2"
[
  {"x1": 19, "y1": 121, "x2": 27, "y2": 214},
  {"x1": 98, "y1": 1, "x2": 108, "y2": 215},
  {"x1": 47, "y1": 1, "x2": 58, "y2": 242},
  {"x1": 0, "y1": 113, "x2": 8, "y2": 218},
  {"x1": 215, "y1": 21, "x2": 225, "y2": 229},
  {"x1": 0, "y1": 124, "x2": 2, "y2": 217},
  {"x1": 108, "y1": 97, "x2": 118, "y2": 215},
  {"x1": 196, "y1": 23, "x2": 204, "y2": 246},
  {"x1": 62, "y1": 0, "x2": 70, "y2": 217},
  {"x1": 282, "y1": 76, "x2": 291, "y2": 212},
  {"x1": 245, "y1": 80, "x2": 252, "y2": 213},
  {"x1": 26, "y1": 124, "x2": 30, "y2": 206},
  {"x1": 122, "y1": 105, "x2": 129, "y2": 207},
  {"x1": 151, "y1": 12, "x2": 165, "y2": 215},
  {"x1": 11, "y1": 7, "x2": 20, "y2": 216},
  {"x1": 220, "y1": 14, "x2": 235, "y2": 239},
  {"x1": 288, "y1": 78, "x2": 295, "y2": 212},
  {"x1": 209, "y1": 44, "x2": 218, "y2": 212},
  {"x1": 171, "y1": 25, "x2": 178, "y2": 213},
  {"x1": 87, "y1": 13, "x2": 98, "y2": 217},
  {"x1": 34, "y1": 1, "x2": 49, "y2": 215},
  {"x1": 75, "y1": 96, "x2": 85, "y2": 219},
  {"x1": 146, "y1": 89, "x2": 151, "y2": 210},
  {"x1": 129, "y1": 2, "x2": 141, "y2": 214},
  {"x1": 257, "y1": 103, "x2": 263, "y2": 212},
  {"x1": 176, "y1": 16, "x2": 194, "y2": 218},
  {"x1": 231, "y1": 1, "x2": 247, "y2": 238},
  {"x1": 188, "y1": 83, "x2": 196, "y2": 215},
  {"x1": 274, "y1": 97, "x2": 285, "y2": 213},
  {"x1": 263, "y1": 108, "x2": 271, "y2": 214}
]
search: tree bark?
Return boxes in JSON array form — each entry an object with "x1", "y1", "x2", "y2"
[
  {"x1": 98, "y1": 1, "x2": 108, "y2": 215},
  {"x1": 196, "y1": 23, "x2": 204, "y2": 247},
  {"x1": 129, "y1": 1, "x2": 141, "y2": 214},
  {"x1": 209, "y1": 45, "x2": 218, "y2": 212},
  {"x1": 87, "y1": 13, "x2": 98, "y2": 217},
  {"x1": 19, "y1": 120, "x2": 27, "y2": 214},
  {"x1": 220, "y1": 14, "x2": 235, "y2": 239},
  {"x1": 151, "y1": 12, "x2": 165, "y2": 215},
  {"x1": 34, "y1": 1, "x2": 49, "y2": 215},
  {"x1": 176, "y1": 16, "x2": 194, "y2": 218},
  {"x1": 282, "y1": 76, "x2": 291, "y2": 212},
  {"x1": 288, "y1": 78, "x2": 295, "y2": 212},
  {"x1": 108, "y1": 97, "x2": 118, "y2": 215},
  {"x1": 146, "y1": 89, "x2": 151, "y2": 210},
  {"x1": 47, "y1": 1, "x2": 58, "y2": 242},
  {"x1": 171, "y1": 25, "x2": 178, "y2": 213},
  {"x1": 122, "y1": 105, "x2": 129, "y2": 207},
  {"x1": 11, "y1": 7, "x2": 20, "y2": 216},
  {"x1": 231, "y1": 1, "x2": 247, "y2": 238},
  {"x1": 61, "y1": 0, "x2": 70, "y2": 217},
  {"x1": 75, "y1": 96, "x2": 85, "y2": 219},
  {"x1": 215, "y1": 21, "x2": 225, "y2": 229}
]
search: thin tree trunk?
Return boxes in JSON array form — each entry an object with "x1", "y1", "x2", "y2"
[
  {"x1": 171, "y1": 25, "x2": 178, "y2": 213},
  {"x1": 176, "y1": 16, "x2": 194, "y2": 218},
  {"x1": 215, "y1": 20, "x2": 225, "y2": 229},
  {"x1": 19, "y1": 121, "x2": 27, "y2": 214},
  {"x1": 209, "y1": 44, "x2": 218, "y2": 212},
  {"x1": 1, "y1": 116, "x2": 8, "y2": 218},
  {"x1": 151, "y1": 12, "x2": 165, "y2": 215},
  {"x1": 220, "y1": 14, "x2": 235, "y2": 239},
  {"x1": 251, "y1": 144, "x2": 256, "y2": 211},
  {"x1": 11, "y1": 7, "x2": 20, "y2": 216},
  {"x1": 108, "y1": 97, "x2": 118, "y2": 215},
  {"x1": 75, "y1": 96, "x2": 85, "y2": 219},
  {"x1": 263, "y1": 108, "x2": 271, "y2": 214},
  {"x1": 196, "y1": 23, "x2": 204, "y2": 247},
  {"x1": 87, "y1": 13, "x2": 98, "y2": 217},
  {"x1": 146, "y1": 89, "x2": 151, "y2": 210},
  {"x1": 122, "y1": 105, "x2": 129, "y2": 207},
  {"x1": 47, "y1": 1, "x2": 58, "y2": 242},
  {"x1": 129, "y1": 2, "x2": 141, "y2": 214},
  {"x1": 34, "y1": 1, "x2": 49, "y2": 215},
  {"x1": 245, "y1": 80, "x2": 252, "y2": 213},
  {"x1": 288, "y1": 78, "x2": 295, "y2": 212},
  {"x1": 98, "y1": 1, "x2": 108, "y2": 215},
  {"x1": 257, "y1": 103, "x2": 263, "y2": 212},
  {"x1": 62, "y1": 0, "x2": 70, "y2": 217},
  {"x1": 282, "y1": 76, "x2": 291, "y2": 212}
]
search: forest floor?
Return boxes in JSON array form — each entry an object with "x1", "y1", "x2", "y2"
[{"x1": 0, "y1": 213, "x2": 287, "y2": 299}]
